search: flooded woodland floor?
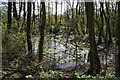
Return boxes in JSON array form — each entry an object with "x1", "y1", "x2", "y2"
[{"x1": 2, "y1": 30, "x2": 116, "y2": 79}]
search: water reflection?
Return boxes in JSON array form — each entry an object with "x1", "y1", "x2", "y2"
[{"x1": 33, "y1": 34, "x2": 89, "y2": 69}]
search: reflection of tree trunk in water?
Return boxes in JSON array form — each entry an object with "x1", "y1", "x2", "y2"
[{"x1": 85, "y1": 2, "x2": 101, "y2": 75}]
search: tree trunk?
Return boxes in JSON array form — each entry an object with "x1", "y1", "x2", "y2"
[
  {"x1": 105, "y1": 2, "x2": 112, "y2": 45},
  {"x1": 23, "y1": 1, "x2": 26, "y2": 21},
  {"x1": 39, "y1": 2, "x2": 46, "y2": 62},
  {"x1": 55, "y1": 2, "x2": 57, "y2": 27},
  {"x1": 33, "y1": 2, "x2": 35, "y2": 25},
  {"x1": 60, "y1": 1, "x2": 62, "y2": 24},
  {"x1": 26, "y1": 2, "x2": 32, "y2": 56},
  {"x1": 98, "y1": 2, "x2": 104, "y2": 44},
  {"x1": 76, "y1": 1, "x2": 79, "y2": 18},
  {"x1": 48, "y1": 1, "x2": 50, "y2": 25},
  {"x1": 7, "y1": 2, "x2": 12, "y2": 30},
  {"x1": 115, "y1": 1, "x2": 120, "y2": 77},
  {"x1": 13, "y1": 2, "x2": 18, "y2": 20},
  {"x1": 19, "y1": 2, "x2": 22, "y2": 19},
  {"x1": 20, "y1": 1, "x2": 26, "y2": 32},
  {"x1": 85, "y1": 2, "x2": 101, "y2": 75}
]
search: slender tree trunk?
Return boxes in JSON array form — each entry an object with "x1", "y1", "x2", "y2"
[
  {"x1": 20, "y1": 1, "x2": 26, "y2": 32},
  {"x1": 76, "y1": 1, "x2": 79, "y2": 18},
  {"x1": 98, "y1": 2, "x2": 104, "y2": 44},
  {"x1": 115, "y1": 1, "x2": 120, "y2": 77},
  {"x1": 26, "y1": 2, "x2": 32, "y2": 56},
  {"x1": 39, "y1": 2, "x2": 46, "y2": 62},
  {"x1": 60, "y1": 1, "x2": 62, "y2": 24},
  {"x1": 23, "y1": 1, "x2": 26, "y2": 21},
  {"x1": 72, "y1": 1, "x2": 74, "y2": 18},
  {"x1": 85, "y1": 2, "x2": 101, "y2": 75},
  {"x1": 19, "y1": 2, "x2": 22, "y2": 20},
  {"x1": 55, "y1": 2, "x2": 57, "y2": 27},
  {"x1": 79, "y1": 3, "x2": 81, "y2": 15},
  {"x1": 105, "y1": 2, "x2": 112, "y2": 45},
  {"x1": 13, "y1": 2, "x2": 18, "y2": 20},
  {"x1": 7, "y1": 2, "x2": 12, "y2": 30},
  {"x1": 48, "y1": 1, "x2": 50, "y2": 25},
  {"x1": 33, "y1": 2, "x2": 35, "y2": 25}
]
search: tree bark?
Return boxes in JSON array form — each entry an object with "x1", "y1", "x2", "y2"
[
  {"x1": 98, "y1": 2, "x2": 104, "y2": 44},
  {"x1": 19, "y1": 2, "x2": 22, "y2": 20},
  {"x1": 55, "y1": 2, "x2": 57, "y2": 27},
  {"x1": 26, "y1": 2, "x2": 32, "y2": 56},
  {"x1": 85, "y1": 2, "x2": 101, "y2": 75},
  {"x1": 115, "y1": 1, "x2": 120, "y2": 77},
  {"x1": 7, "y1": 2, "x2": 12, "y2": 30},
  {"x1": 13, "y1": 2, "x2": 18, "y2": 20},
  {"x1": 23, "y1": 1, "x2": 26, "y2": 21},
  {"x1": 105, "y1": 2, "x2": 112, "y2": 45},
  {"x1": 39, "y1": 2, "x2": 46, "y2": 62},
  {"x1": 33, "y1": 2, "x2": 35, "y2": 25}
]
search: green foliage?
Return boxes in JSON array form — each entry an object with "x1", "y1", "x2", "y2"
[
  {"x1": 2, "y1": 16, "x2": 26, "y2": 52},
  {"x1": 25, "y1": 75, "x2": 33, "y2": 79},
  {"x1": 73, "y1": 71, "x2": 80, "y2": 78},
  {"x1": 40, "y1": 70, "x2": 63, "y2": 78},
  {"x1": 49, "y1": 70, "x2": 63, "y2": 78},
  {"x1": 81, "y1": 75, "x2": 91, "y2": 79},
  {"x1": 100, "y1": 70, "x2": 115, "y2": 78},
  {"x1": 72, "y1": 71, "x2": 92, "y2": 79},
  {"x1": 72, "y1": 70, "x2": 115, "y2": 80}
]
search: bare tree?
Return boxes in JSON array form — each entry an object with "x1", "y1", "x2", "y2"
[
  {"x1": 85, "y1": 2, "x2": 101, "y2": 75},
  {"x1": 115, "y1": 1, "x2": 120, "y2": 77},
  {"x1": 7, "y1": 2, "x2": 12, "y2": 30},
  {"x1": 33, "y1": 2, "x2": 35, "y2": 25},
  {"x1": 19, "y1": 2, "x2": 22, "y2": 20},
  {"x1": 13, "y1": 1, "x2": 18, "y2": 20},
  {"x1": 55, "y1": 1, "x2": 57, "y2": 26},
  {"x1": 39, "y1": 2, "x2": 46, "y2": 61},
  {"x1": 26, "y1": 2, "x2": 32, "y2": 56}
]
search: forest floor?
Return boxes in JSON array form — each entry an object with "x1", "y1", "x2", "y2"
[{"x1": 1, "y1": 37, "x2": 116, "y2": 79}]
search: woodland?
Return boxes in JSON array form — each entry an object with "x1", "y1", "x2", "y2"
[{"x1": 1, "y1": 0, "x2": 120, "y2": 79}]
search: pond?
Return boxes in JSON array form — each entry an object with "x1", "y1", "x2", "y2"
[{"x1": 32, "y1": 32, "x2": 89, "y2": 69}]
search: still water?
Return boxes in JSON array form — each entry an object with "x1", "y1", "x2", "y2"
[{"x1": 32, "y1": 33, "x2": 89, "y2": 69}]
